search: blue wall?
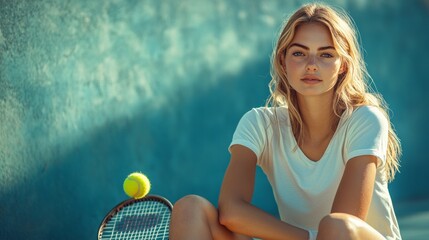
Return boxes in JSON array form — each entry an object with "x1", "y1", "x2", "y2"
[{"x1": 0, "y1": 0, "x2": 428, "y2": 239}]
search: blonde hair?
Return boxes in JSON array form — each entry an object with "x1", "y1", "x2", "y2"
[{"x1": 267, "y1": 3, "x2": 401, "y2": 181}]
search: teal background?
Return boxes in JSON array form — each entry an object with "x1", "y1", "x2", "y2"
[{"x1": 1, "y1": 0, "x2": 428, "y2": 239}]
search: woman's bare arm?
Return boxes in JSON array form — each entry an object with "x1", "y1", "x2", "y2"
[
  {"x1": 218, "y1": 145, "x2": 309, "y2": 240},
  {"x1": 331, "y1": 155, "x2": 378, "y2": 219}
]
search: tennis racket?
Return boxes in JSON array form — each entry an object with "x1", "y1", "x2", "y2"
[{"x1": 98, "y1": 195, "x2": 173, "y2": 240}]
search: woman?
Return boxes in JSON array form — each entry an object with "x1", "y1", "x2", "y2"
[{"x1": 170, "y1": 3, "x2": 401, "y2": 240}]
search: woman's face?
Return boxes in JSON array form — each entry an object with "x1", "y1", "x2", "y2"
[{"x1": 284, "y1": 22, "x2": 343, "y2": 98}]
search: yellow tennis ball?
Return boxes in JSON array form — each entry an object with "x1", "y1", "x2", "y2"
[{"x1": 123, "y1": 172, "x2": 151, "y2": 199}]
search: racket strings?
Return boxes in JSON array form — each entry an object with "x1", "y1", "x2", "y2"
[{"x1": 100, "y1": 199, "x2": 171, "y2": 239}]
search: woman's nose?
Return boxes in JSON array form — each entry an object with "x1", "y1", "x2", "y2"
[{"x1": 306, "y1": 56, "x2": 318, "y2": 71}]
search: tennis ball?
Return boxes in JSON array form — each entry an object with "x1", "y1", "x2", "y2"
[{"x1": 123, "y1": 172, "x2": 151, "y2": 199}]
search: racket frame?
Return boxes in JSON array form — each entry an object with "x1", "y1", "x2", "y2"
[{"x1": 98, "y1": 195, "x2": 173, "y2": 239}]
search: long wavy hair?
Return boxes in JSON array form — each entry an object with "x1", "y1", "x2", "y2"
[{"x1": 267, "y1": 3, "x2": 401, "y2": 181}]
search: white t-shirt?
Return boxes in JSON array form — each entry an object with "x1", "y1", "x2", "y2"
[{"x1": 229, "y1": 106, "x2": 401, "y2": 240}]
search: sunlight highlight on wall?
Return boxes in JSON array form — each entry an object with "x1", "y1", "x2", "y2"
[{"x1": 0, "y1": 0, "x2": 294, "y2": 192}]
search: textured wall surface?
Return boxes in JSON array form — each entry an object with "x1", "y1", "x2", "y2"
[{"x1": 0, "y1": 0, "x2": 428, "y2": 239}]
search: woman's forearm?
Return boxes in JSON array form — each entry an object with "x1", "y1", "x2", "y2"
[{"x1": 219, "y1": 200, "x2": 309, "y2": 240}]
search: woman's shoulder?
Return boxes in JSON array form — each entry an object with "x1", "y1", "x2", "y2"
[
  {"x1": 246, "y1": 106, "x2": 289, "y2": 121},
  {"x1": 352, "y1": 105, "x2": 386, "y2": 118},
  {"x1": 345, "y1": 105, "x2": 388, "y2": 127},
  {"x1": 238, "y1": 106, "x2": 289, "y2": 131}
]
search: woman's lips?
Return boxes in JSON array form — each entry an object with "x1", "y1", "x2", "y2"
[{"x1": 301, "y1": 77, "x2": 322, "y2": 84}]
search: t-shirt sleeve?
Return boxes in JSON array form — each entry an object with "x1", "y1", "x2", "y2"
[
  {"x1": 229, "y1": 108, "x2": 268, "y2": 165},
  {"x1": 344, "y1": 106, "x2": 389, "y2": 167}
]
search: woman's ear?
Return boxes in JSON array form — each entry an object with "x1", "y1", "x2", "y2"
[
  {"x1": 339, "y1": 63, "x2": 346, "y2": 75},
  {"x1": 279, "y1": 50, "x2": 288, "y2": 75},
  {"x1": 279, "y1": 51, "x2": 285, "y2": 68}
]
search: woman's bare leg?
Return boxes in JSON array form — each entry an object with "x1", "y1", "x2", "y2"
[
  {"x1": 169, "y1": 195, "x2": 251, "y2": 240},
  {"x1": 317, "y1": 212, "x2": 386, "y2": 240}
]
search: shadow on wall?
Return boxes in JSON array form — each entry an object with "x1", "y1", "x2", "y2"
[{"x1": 1, "y1": 0, "x2": 429, "y2": 239}]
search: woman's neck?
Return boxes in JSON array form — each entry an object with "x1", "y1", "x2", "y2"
[{"x1": 297, "y1": 93, "x2": 339, "y2": 142}]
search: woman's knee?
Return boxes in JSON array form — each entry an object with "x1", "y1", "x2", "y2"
[
  {"x1": 174, "y1": 194, "x2": 210, "y2": 208},
  {"x1": 170, "y1": 195, "x2": 216, "y2": 239},
  {"x1": 318, "y1": 213, "x2": 386, "y2": 240},
  {"x1": 318, "y1": 213, "x2": 359, "y2": 239},
  {"x1": 172, "y1": 194, "x2": 214, "y2": 217}
]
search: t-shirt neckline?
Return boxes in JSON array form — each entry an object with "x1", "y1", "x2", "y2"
[{"x1": 286, "y1": 110, "x2": 347, "y2": 165}]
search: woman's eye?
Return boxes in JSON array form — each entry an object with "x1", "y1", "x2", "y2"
[
  {"x1": 292, "y1": 51, "x2": 304, "y2": 56},
  {"x1": 321, "y1": 53, "x2": 333, "y2": 58}
]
